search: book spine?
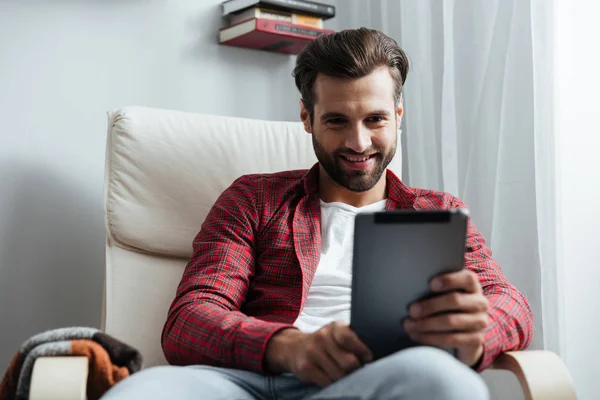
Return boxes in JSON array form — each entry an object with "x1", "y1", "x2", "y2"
[
  {"x1": 258, "y1": 9, "x2": 292, "y2": 22},
  {"x1": 230, "y1": 8, "x2": 293, "y2": 26},
  {"x1": 257, "y1": 19, "x2": 331, "y2": 40},
  {"x1": 292, "y1": 14, "x2": 323, "y2": 29},
  {"x1": 230, "y1": 7, "x2": 324, "y2": 28},
  {"x1": 261, "y1": 0, "x2": 335, "y2": 18},
  {"x1": 274, "y1": 23, "x2": 323, "y2": 38}
]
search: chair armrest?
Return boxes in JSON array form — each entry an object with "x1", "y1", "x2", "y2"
[
  {"x1": 491, "y1": 350, "x2": 576, "y2": 400},
  {"x1": 29, "y1": 356, "x2": 89, "y2": 400}
]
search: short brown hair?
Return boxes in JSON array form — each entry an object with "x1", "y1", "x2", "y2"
[{"x1": 292, "y1": 27, "x2": 409, "y2": 121}]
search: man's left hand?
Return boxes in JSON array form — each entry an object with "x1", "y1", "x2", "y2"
[{"x1": 403, "y1": 269, "x2": 489, "y2": 367}]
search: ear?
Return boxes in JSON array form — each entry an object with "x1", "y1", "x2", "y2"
[
  {"x1": 300, "y1": 100, "x2": 312, "y2": 133},
  {"x1": 396, "y1": 95, "x2": 404, "y2": 127}
]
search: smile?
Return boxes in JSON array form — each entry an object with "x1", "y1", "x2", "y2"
[{"x1": 341, "y1": 154, "x2": 376, "y2": 162}]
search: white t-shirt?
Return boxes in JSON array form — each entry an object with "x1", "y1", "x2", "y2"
[{"x1": 293, "y1": 199, "x2": 387, "y2": 333}]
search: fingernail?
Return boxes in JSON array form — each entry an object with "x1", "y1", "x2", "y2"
[
  {"x1": 404, "y1": 320, "x2": 415, "y2": 330},
  {"x1": 410, "y1": 304, "x2": 421, "y2": 317},
  {"x1": 431, "y1": 278, "x2": 443, "y2": 291}
]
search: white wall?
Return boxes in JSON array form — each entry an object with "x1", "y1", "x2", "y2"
[
  {"x1": 0, "y1": 0, "x2": 301, "y2": 370},
  {"x1": 555, "y1": 1, "x2": 600, "y2": 399}
]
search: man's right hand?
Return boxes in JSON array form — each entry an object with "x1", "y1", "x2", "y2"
[{"x1": 265, "y1": 321, "x2": 373, "y2": 387}]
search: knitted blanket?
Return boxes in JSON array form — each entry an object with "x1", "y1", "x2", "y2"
[{"x1": 0, "y1": 327, "x2": 143, "y2": 400}]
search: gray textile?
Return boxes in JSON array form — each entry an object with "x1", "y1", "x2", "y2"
[
  {"x1": 19, "y1": 327, "x2": 98, "y2": 355},
  {"x1": 101, "y1": 346, "x2": 490, "y2": 400}
]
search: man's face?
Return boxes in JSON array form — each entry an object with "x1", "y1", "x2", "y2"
[{"x1": 301, "y1": 66, "x2": 402, "y2": 192}]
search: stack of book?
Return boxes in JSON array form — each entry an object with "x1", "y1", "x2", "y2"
[{"x1": 219, "y1": 0, "x2": 336, "y2": 55}]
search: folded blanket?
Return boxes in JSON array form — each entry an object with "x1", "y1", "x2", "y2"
[{"x1": 0, "y1": 327, "x2": 143, "y2": 400}]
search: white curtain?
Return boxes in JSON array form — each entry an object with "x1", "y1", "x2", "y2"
[{"x1": 327, "y1": 0, "x2": 561, "y2": 396}]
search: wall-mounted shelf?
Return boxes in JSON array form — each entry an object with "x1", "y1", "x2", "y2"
[{"x1": 219, "y1": 0, "x2": 336, "y2": 55}]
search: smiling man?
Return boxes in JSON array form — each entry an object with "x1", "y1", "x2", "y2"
[
  {"x1": 303, "y1": 65, "x2": 399, "y2": 206},
  {"x1": 102, "y1": 28, "x2": 533, "y2": 400}
]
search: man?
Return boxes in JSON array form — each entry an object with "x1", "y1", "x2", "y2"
[{"x1": 102, "y1": 28, "x2": 533, "y2": 400}]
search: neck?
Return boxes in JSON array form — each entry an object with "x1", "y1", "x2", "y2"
[{"x1": 318, "y1": 167, "x2": 387, "y2": 208}]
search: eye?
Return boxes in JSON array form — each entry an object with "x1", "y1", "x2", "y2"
[
  {"x1": 326, "y1": 118, "x2": 346, "y2": 125},
  {"x1": 366, "y1": 116, "x2": 384, "y2": 123}
]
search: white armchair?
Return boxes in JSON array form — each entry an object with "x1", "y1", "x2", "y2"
[{"x1": 29, "y1": 106, "x2": 576, "y2": 400}]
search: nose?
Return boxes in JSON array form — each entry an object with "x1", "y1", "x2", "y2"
[{"x1": 344, "y1": 122, "x2": 372, "y2": 154}]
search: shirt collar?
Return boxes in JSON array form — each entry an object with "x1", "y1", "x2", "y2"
[{"x1": 301, "y1": 163, "x2": 417, "y2": 209}]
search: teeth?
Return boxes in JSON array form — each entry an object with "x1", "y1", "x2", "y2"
[{"x1": 344, "y1": 155, "x2": 370, "y2": 162}]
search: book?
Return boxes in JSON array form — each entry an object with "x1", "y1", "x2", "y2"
[
  {"x1": 221, "y1": 0, "x2": 335, "y2": 20},
  {"x1": 219, "y1": 18, "x2": 334, "y2": 55},
  {"x1": 229, "y1": 7, "x2": 324, "y2": 29}
]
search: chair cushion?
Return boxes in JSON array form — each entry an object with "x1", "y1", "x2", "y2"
[{"x1": 105, "y1": 106, "x2": 317, "y2": 258}]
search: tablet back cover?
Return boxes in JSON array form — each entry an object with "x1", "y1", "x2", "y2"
[{"x1": 350, "y1": 209, "x2": 469, "y2": 360}]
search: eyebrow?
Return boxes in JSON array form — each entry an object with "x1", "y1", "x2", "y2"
[{"x1": 320, "y1": 110, "x2": 392, "y2": 120}]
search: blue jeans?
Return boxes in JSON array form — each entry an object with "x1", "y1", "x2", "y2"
[{"x1": 101, "y1": 347, "x2": 489, "y2": 400}]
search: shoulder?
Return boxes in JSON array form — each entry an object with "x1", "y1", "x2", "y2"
[
  {"x1": 411, "y1": 187, "x2": 465, "y2": 210},
  {"x1": 234, "y1": 169, "x2": 308, "y2": 186},
  {"x1": 231, "y1": 169, "x2": 308, "y2": 193},
  {"x1": 219, "y1": 169, "x2": 308, "y2": 209},
  {"x1": 208, "y1": 169, "x2": 307, "y2": 228}
]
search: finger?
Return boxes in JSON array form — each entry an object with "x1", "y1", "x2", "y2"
[
  {"x1": 331, "y1": 322, "x2": 373, "y2": 363},
  {"x1": 404, "y1": 312, "x2": 489, "y2": 334},
  {"x1": 310, "y1": 330, "x2": 347, "y2": 381},
  {"x1": 295, "y1": 354, "x2": 332, "y2": 387},
  {"x1": 407, "y1": 330, "x2": 485, "y2": 350},
  {"x1": 324, "y1": 344, "x2": 362, "y2": 375},
  {"x1": 409, "y1": 292, "x2": 489, "y2": 319},
  {"x1": 300, "y1": 365, "x2": 332, "y2": 388},
  {"x1": 310, "y1": 349, "x2": 346, "y2": 382},
  {"x1": 430, "y1": 269, "x2": 481, "y2": 294}
]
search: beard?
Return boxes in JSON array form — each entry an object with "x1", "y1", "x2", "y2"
[{"x1": 312, "y1": 133, "x2": 397, "y2": 193}]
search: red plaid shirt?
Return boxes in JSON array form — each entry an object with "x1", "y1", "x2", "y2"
[{"x1": 161, "y1": 163, "x2": 533, "y2": 373}]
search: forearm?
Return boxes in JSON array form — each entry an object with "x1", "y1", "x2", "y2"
[
  {"x1": 477, "y1": 285, "x2": 534, "y2": 372},
  {"x1": 161, "y1": 301, "x2": 294, "y2": 372}
]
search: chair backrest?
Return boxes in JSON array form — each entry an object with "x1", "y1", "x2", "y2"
[{"x1": 102, "y1": 106, "x2": 403, "y2": 367}]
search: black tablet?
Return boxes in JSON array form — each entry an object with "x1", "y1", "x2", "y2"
[{"x1": 350, "y1": 208, "x2": 469, "y2": 360}]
